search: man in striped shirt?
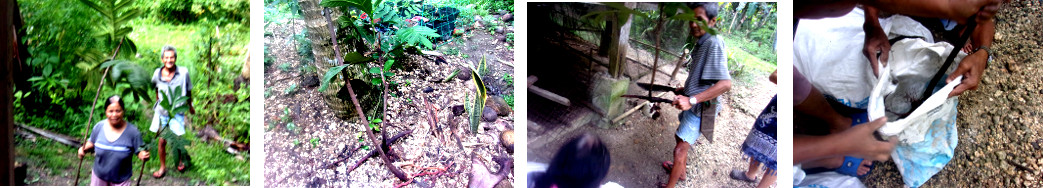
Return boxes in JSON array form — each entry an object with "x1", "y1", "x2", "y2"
[{"x1": 662, "y1": 2, "x2": 732, "y2": 188}]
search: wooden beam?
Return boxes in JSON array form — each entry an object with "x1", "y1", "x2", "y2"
[
  {"x1": 529, "y1": 85, "x2": 571, "y2": 106},
  {"x1": 16, "y1": 123, "x2": 81, "y2": 147}
]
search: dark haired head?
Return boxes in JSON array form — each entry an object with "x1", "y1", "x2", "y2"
[
  {"x1": 688, "y1": 2, "x2": 719, "y2": 19},
  {"x1": 536, "y1": 133, "x2": 611, "y2": 188},
  {"x1": 104, "y1": 95, "x2": 125, "y2": 110}
]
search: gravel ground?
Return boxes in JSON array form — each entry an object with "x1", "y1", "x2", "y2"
[
  {"x1": 864, "y1": 2, "x2": 1043, "y2": 187},
  {"x1": 263, "y1": 18, "x2": 515, "y2": 187}
]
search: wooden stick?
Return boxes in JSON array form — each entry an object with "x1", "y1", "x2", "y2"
[
  {"x1": 528, "y1": 85, "x2": 570, "y2": 106},
  {"x1": 613, "y1": 92, "x2": 668, "y2": 123},
  {"x1": 74, "y1": 39, "x2": 122, "y2": 186}
]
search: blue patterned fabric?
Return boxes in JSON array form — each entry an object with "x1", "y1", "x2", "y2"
[{"x1": 741, "y1": 95, "x2": 777, "y2": 170}]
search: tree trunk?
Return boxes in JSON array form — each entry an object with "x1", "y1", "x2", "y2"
[
  {"x1": 728, "y1": 2, "x2": 745, "y2": 33},
  {"x1": 298, "y1": 0, "x2": 373, "y2": 120}
]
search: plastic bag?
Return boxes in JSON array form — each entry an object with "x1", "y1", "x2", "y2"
[{"x1": 795, "y1": 8, "x2": 962, "y2": 188}]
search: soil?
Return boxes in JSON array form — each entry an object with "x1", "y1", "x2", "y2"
[
  {"x1": 263, "y1": 17, "x2": 515, "y2": 187},
  {"x1": 863, "y1": 2, "x2": 1043, "y2": 187},
  {"x1": 526, "y1": 27, "x2": 777, "y2": 187}
]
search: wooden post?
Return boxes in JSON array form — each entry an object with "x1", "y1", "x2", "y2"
[
  {"x1": 1, "y1": 0, "x2": 16, "y2": 184},
  {"x1": 607, "y1": 2, "x2": 635, "y2": 78}
]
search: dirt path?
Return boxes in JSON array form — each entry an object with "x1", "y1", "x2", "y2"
[
  {"x1": 263, "y1": 18, "x2": 515, "y2": 187},
  {"x1": 526, "y1": 32, "x2": 777, "y2": 187},
  {"x1": 864, "y1": 2, "x2": 1043, "y2": 187}
]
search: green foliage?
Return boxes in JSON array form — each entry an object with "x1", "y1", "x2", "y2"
[
  {"x1": 279, "y1": 63, "x2": 293, "y2": 72},
  {"x1": 264, "y1": 0, "x2": 301, "y2": 25},
  {"x1": 294, "y1": 32, "x2": 314, "y2": 64},
  {"x1": 264, "y1": 46, "x2": 275, "y2": 67},
  {"x1": 466, "y1": 66, "x2": 487, "y2": 134},
  {"x1": 395, "y1": 26, "x2": 441, "y2": 50},
  {"x1": 367, "y1": 117, "x2": 383, "y2": 132},
  {"x1": 143, "y1": 0, "x2": 249, "y2": 25},
  {"x1": 318, "y1": 64, "x2": 351, "y2": 92},
  {"x1": 78, "y1": 0, "x2": 142, "y2": 58},
  {"x1": 506, "y1": 33, "x2": 514, "y2": 45},
  {"x1": 158, "y1": 85, "x2": 192, "y2": 120},
  {"x1": 310, "y1": 137, "x2": 321, "y2": 147},
  {"x1": 100, "y1": 60, "x2": 153, "y2": 103},
  {"x1": 284, "y1": 84, "x2": 298, "y2": 95},
  {"x1": 501, "y1": 73, "x2": 513, "y2": 86}
]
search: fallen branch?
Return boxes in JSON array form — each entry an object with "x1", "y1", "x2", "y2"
[
  {"x1": 346, "y1": 130, "x2": 413, "y2": 174},
  {"x1": 393, "y1": 164, "x2": 450, "y2": 188},
  {"x1": 16, "y1": 123, "x2": 81, "y2": 147},
  {"x1": 422, "y1": 96, "x2": 443, "y2": 144}
]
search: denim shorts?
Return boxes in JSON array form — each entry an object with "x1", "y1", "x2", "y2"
[
  {"x1": 151, "y1": 113, "x2": 186, "y2": 136},
  {"x1": 676, "y1": 109, "x2": 702, "y2": 145}
]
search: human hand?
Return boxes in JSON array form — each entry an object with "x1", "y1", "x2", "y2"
[
  {"x1": 947, "y1": 49, "x2": 989, "y2": 97},
  {"x1": 973, "y1": 0, "x2": 1006, "y2": 22},
  {"x1": 839, "y1": 117, "x2": 896, "y2": 162},
  {"x1": 863, "y1": 21, "x2": 890, "y2": 77},
  {"x1": 672, "y1": 96, "x2": 692, "y2": 111},
  {"x1": 139, "y1": 151, "x2": 150, "y2": 161},
  {"x1": 78, "y1": 146, "x2": 86, "y2": 159}
]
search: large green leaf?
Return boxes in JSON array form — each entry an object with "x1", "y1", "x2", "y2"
[
  {"x1": 467, "y1": 66, "x2": 487, "y2": 134},
  {"x1": 319, "y1": 64, "x2": 351, "y2": 92},
  {"x1": 344, "y1": 52, "x2": 374, "y2": 64},
  {"x1": 395, "y1": 26, "x2": 440, "y2": 49}
]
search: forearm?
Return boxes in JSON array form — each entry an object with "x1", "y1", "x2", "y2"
[
  {"x1": 864, "y1": 0, "x2": 970, "y2": 21},
  {"x1": 972, "y1": 18, "x2": 994, "y2": 49},
  {"x1": 83, "y1": 141, "x2": 95, "y2": 151},
  {"x1": 863, "y1": 6, "x2": 881, "y2": 29},
  {"x1": 795, "y1": 87, "x2": 850, "y2": 132},
  {"x1": 693, "y1": 80, "x2": 731, "y2": 103},
  {"x1": 794, "y1": 134, "x2": 850, "y2": 164}
]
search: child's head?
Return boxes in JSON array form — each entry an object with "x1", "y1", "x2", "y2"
[
  {"x1": 538, "y1": 133, "x2": 611, "y2": 188},
  {"x1": 688, "y1": 2, "x2": 719, "y2": 38}
]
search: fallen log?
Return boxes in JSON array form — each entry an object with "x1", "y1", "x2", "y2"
[{"x1": 16, "y1": 123, "x2": 81, "y2": 147}]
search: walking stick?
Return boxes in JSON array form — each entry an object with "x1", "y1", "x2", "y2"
[
  {"x1": 136, "y1": 127, "x2": 163, "y2": 186},
  {"x1": 73, "y1": 39, "x2": 123, "y2": 186}
]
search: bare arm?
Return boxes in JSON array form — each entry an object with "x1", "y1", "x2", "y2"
[
  {"x1": 947, "y1": 15, "x2": 995, "y2": 97},
  {"x1": 673, "y1": 80, "x2": 732, "y2": 110},
  {"x1": 864, "y1": 0, "x2": 1003, "y2": 22},
  {"x1": 78, "y1": 141, "x2": 95, "y2": 159},
  {"x1": 795, "y1": 117, "x2": 895, "y2": 164}
]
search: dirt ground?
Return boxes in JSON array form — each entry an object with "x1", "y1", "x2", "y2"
[
  {"x1": 861, "y1": 2, "x2": 1043, "y2": 187},
  {"x1": 526, "y1": 28, "x2": 777, "y2": 187},
  {"x1": 263, "y1": 18, "x2": 515, "y2": 187}
]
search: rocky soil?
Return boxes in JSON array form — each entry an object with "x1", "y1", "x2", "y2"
[{"x1": 263, "y1": 17, "x2": 515, "y2": 187}]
